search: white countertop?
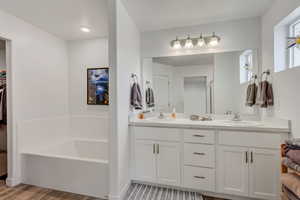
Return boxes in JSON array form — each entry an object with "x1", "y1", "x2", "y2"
[{"x1": 129, "y1": 117, "x2": 291, "y2": 133}]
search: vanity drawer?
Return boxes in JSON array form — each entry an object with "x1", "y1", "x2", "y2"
[
  {"x1": 183, "y1": 166, "x2": 215, "y2": 192},
  {"x1": 184, "y1": 143, "x2": 215, "y2": 167},
  {"x1": 184, "y1": 129, "x2": 215, "y2": 144},
  {"x1": 134, "y1": 127, "x2": 180, "y2": 142},
  {"x1": 218, "y1": 131, "x2": 282, "y2": 149}
]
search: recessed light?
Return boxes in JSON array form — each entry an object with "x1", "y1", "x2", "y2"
[{"x1": 80, "y1": 27, "x2": 91, "y2": 33}]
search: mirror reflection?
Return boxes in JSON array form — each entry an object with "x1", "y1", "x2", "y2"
[{"x1": 142, "y1": 49, "x2": 259, "y2": 115}]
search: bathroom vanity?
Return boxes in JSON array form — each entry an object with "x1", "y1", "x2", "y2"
[{"x1": 129, "y1": 118, "x2": 290, "y2": 200}]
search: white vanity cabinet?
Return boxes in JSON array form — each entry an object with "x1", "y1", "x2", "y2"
[
  {"x1": 130, "y1": 124, "x2": 289, "y2": 200},
  {"x1": 156, "y1": 141, "x2": 181, "y2": 185},
  {"x1": 217, "y1": 131, "x2": 281, "y2": 200},
  {"x1": 249, "y1": 148, "x2": 280, "y2": 199},
  {"x1": 134, "y1": 140, "x2": 157, "y2": 182},
  {"x1": 217, "y1": 146, "x2": 249, "y2": 196},
  {"x1": 132, "y1": 127, "x2": 181, "y2": 186}
]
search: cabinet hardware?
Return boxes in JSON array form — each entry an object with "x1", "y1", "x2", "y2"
[
  {"x1": 153, "y1": 144, "x2": 155, "y2": 154},
  {"x1": 193, "y1": 134, "x2": 205, "y2": 137},
  {"x1": 250, "y1": 151, "x2": 253, "y2": 163},
  {"x1": 157, "y1": 144, "x2": 159, "y2": 154},
  {"x1": 194, "y1": 176, "x2": 206, "y2": 179},
  {"x1": 245, "y1": 151, "x2": 248, "y2": 163},
  {"x1": 193, "y1": 152, "x2": 205, "y2": 156}
]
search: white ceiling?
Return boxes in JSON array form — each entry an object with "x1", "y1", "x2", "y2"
[
  {"x1": 0, "y1": 0, "x2": 108, "y2": 40},
  {"x1": 153, "y1": 54, "x2": 215, "y2": 67},
  {"x1": 122, "y1": 0, "x2": 274, "y2": 32}
]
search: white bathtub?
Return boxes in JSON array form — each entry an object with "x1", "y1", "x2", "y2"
[{"x1": 21, "y1": 139, "x2": 108, "y2": 198}]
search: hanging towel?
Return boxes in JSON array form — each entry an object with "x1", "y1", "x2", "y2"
[
  {"x1": 145, "y1": 87, "x2": 155, "y2": 108},
  {"x1": 245, "y1": 83, "x2": 257, "y2": 107},
  {"x1": 256, "y1": 81, "x2": 274, "y2": 108},
  {"x1": 130, "y1": 82, "x2": 143, "y2": 110}
]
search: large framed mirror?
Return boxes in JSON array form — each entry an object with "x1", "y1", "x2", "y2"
[{"x1": 142, "y1": 49, "x2": 260, "y2": 115}]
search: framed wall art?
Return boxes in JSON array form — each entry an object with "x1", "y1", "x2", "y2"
[{"x1": 87, "y1": 67, "x2": 109, "y2": 105}]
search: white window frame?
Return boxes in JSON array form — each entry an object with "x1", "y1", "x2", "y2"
[{"x1": 289, "y1": 18, "x2": 300, "y2": 68}]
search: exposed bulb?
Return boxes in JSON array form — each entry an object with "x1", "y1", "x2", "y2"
[
  {"x1": 197, "y1": 34, "x2": 205, "y2": 47},
  {"x1": 80, "y1": 27, "x2": 91, "y2": 33},
  {"x1": 172, "y1": 37, "x2": 181, "y2": 49},
  {"x1": 209, "y1": 32, "x2": 219, "y2": 47},
  {"x1": 185, "y1": 35, "x2": 194, "y2": 48}
]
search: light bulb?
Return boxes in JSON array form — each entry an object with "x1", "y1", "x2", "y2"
[
  {"x1": 80, "y1": 27, "x2": 91, "y2": 33},
  {"x1": 185, "y1": 36, "x2": 194, "y2": 48},
  {"x1": 197, "y1": 35, "x2": 205, "y2": 47},
  {"x1": 209, "y1": 32, "x2": 219, "y2": 47},
  {"x1": 172, "y1": 37, "x2": 182, "y2": 49}
]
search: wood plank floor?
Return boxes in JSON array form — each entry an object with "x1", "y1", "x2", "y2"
[
  {"x1": 0, "y1": 184, "x2": 103, "y2": 200},
  {"x1": 0, "y1": 183, "x2": 226, "y2": 200}
]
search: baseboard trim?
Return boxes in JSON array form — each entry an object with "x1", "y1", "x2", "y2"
[
  {"x1": 108, "y1": 181, "x2": 131, "y2": 200},
  {"x1": 6, "y1": 177, "x2": 21, "y2": 187}
]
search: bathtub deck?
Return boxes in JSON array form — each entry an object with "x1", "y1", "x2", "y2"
[{"x1": 0, "y1": 184, "x2": 103, "y2": 200}]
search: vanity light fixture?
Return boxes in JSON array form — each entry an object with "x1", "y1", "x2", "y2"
[
  {"x1": 170, "y1": 33, "x2": 221, "y2": 49},
  {"x1": 184, "y1": 35, "x2": 194, "y2": 48},
  {"x1": 80, "y1": 27, "x2": 91, "y2": 33}
]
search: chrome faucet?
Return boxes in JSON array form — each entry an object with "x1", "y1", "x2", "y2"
[
  {"x1": 158, "y1": 112, "x2": 165, "y2": 119},
  {"x1": 232, "y1": 113, "x2": 242, "y2": 121}
]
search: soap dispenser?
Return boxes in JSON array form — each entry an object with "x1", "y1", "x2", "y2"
[{"x1": 171, "y1": 107, "x2": 176, "y2": 119}]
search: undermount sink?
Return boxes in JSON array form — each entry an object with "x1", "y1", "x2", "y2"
[
  {"x1": 144, "y1": 117, "x2": 177, "y2": 122},
  {"x1": 218, "y1": 120, "x2": 263, "y2": 126}
]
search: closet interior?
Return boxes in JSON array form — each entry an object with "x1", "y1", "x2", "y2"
[{"x1": 0, "y1": 39, "x2": 7, "y2": 182}]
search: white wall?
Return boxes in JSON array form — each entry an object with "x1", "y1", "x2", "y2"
[
  {"x1": 0, "y1": 49, "x2": 5, "y2": 70},
  {"x1": 141, "y1": 17, "x2": 261, "y2": 58},
  {"x1": 0, "y1": 9, "x2": 69, "y2": 185},
  {"x1": 68, "y1": 38, "x2": 109, "y2": 116},
  {"x1": 262, "y1": 0, "x2": 300, "y2": 137},
  {"x1": 109, "y1": 0, "x2": 141, "y2": 199}
]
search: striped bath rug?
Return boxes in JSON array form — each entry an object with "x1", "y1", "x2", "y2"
[{"x1": 125, "y1": 183, "x2": 204, "y2": 200}]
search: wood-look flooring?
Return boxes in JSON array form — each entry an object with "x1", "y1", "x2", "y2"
[
  {"x1": 0, "y1": 184, "x2": 102, "y2": 200},
  {"x1": 0, "y1": 183, "x2": 226, "y2": 200}
]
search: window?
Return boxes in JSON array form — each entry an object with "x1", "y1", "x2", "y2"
[
  {"x1": 240, "y1": 50, "x2": 253, "y2": 84},
  {"x1": 289, "y1": 19, "x2": 300, "y2": 68}
]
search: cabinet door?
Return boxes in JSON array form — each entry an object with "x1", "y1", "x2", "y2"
[
  {"x1": 249, "y1": 149, "x2": 280, "y2": 200},
  {"x1": 156, "y1": 142, "x2": 181, "y2": 186},
  {"x1": 134, "y1": 140, "x2": 156, "y2": 182},
  {"x1": 217, "y1": 146, "x2": 249, "y2": 197}
]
